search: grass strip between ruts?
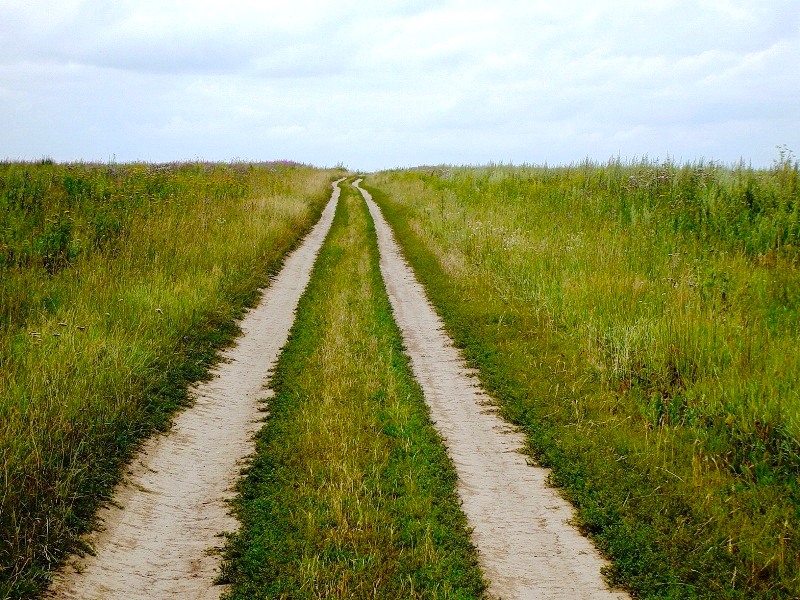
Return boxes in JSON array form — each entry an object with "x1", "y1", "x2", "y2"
[{"x1": 220, "y1": 181, "x2": 485, "y2": 599}]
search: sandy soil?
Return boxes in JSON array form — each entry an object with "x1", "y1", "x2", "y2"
[
  {"x1": 354, "y1": 180, "x2": 629, "y2": 600},
  {"x1": 47, "y1": 179, "x2": 344, "y2": 600}
]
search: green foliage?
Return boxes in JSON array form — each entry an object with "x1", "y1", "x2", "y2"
[
  {"x1": 367, "y1": 154, "x2": 800, "y2": 598},
  {"x1": 0, "y1": 161, "x2": 335, "y2": 599},
  {"x1": 221, "y1": 183, "x2": 485, "y2": 599}
]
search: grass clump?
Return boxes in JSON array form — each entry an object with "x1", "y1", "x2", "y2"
[
  {"x1": 366, "y1": 152, "x2": 800, "y2": 598},
  {"x1": 0, "y1": 161, "x2": 337, "y2": 599},
  {"x1": 220, "y1": 182, "x2": 485, "y2": 599}
]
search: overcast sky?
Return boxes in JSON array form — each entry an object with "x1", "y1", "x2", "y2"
[{"x1": 1, "y1": 0, "x2": 798, "y2": 170}]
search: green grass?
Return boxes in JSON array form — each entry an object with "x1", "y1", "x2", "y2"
[
  {"x1": 0, "y1": 161, "x2": 337, "y2": 599},
  {"x1": 220, "y1": 181, "x2": 485, "y2": 599},
  {"x1": 366, "y1": 154, "x2": 800, "y2": 598}
]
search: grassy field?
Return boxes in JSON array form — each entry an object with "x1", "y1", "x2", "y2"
[
  {"x1": 220, "y1": 182, "x2": 485, "y2": 598},
  {"x1": 4, "y1": 155, "x2": 797, "y2": 599},
  {"x1": 366, "y1": 154, "x2": 800, "y2": 598},
  {"x1": 0, "y1": 161, "x2": 336, "y2": 599}
]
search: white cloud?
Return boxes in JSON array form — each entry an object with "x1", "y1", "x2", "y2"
[{"x1": 0, "y1": 0, "x2": 798, "y2": 169}]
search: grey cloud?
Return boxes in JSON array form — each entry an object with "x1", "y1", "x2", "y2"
[{"x1": 0, "y1": 0, "x2": 797, "y2": 169}]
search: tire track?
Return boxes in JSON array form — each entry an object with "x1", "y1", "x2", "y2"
[
  {"x1": 354, "y1": 179, "x2": 629, "y2": 600},
  {"x1": 47, "y1": 178, "x2": 344, "y2": 600}
]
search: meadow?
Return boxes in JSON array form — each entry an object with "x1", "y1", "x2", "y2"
[
  {"x1": 366, "y1": 152, "x2": 800, "y2": 598},
  {"x1": 0, "y1": 161, "x2": 335, "y2": 598}
]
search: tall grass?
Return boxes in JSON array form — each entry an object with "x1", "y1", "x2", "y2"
[
  {"x1": 220, "y1": 182, "x2": 485, "y2": 598},
  {"x1": 367, "y1": 152, "x2": 800, "y2": 598},
  {"x1": 0, "y1": 161, "x2": 336, "y2": 599}
]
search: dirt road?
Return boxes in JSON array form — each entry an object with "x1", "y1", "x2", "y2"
[
  {"x1": 354, "y1": 179, "x2": 629, "y2": 600},
  {"x1": 48, "y1": 179, "x2": 344, "y2": 600},
  {"x1": 46, "y1": 176, "x2": 628, "y2": 599}
]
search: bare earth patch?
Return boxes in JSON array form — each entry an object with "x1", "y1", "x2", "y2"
[
  {"x1": 47, "y1": 179, "x2": 343, "y2": 600},
  {"x1": 355, "y1": 179, "x2": 629, "y2": 600}
]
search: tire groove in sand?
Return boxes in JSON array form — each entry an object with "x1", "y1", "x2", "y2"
[
  {"x1": 353, "y1": 179, "x2": 630, "y2": 600},
  {"x1": 48, "y1": 178, "x2": 345, "y2": 600}
]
